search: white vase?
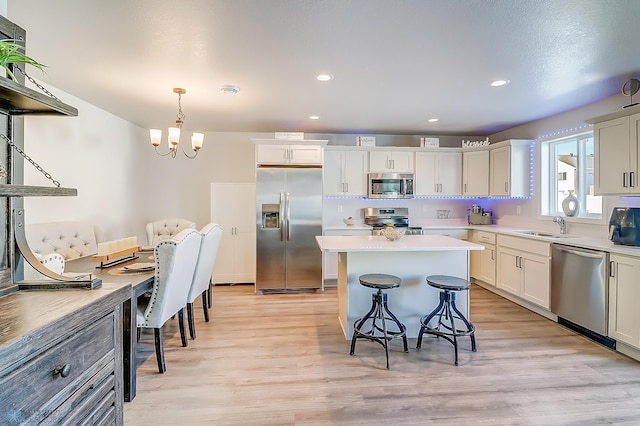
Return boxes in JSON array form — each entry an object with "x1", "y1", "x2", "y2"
[{"x1": 562, "y1": 190, "x2": 579, "y2": 217}]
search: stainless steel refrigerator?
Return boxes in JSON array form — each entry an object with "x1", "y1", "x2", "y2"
[{"x1": 256, "y1": 167, "x2": 322, "y2": 291}]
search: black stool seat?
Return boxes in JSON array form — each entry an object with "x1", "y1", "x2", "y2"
[
  {"x1": 416, "y1": 275, "x2": 476, "y2": 365},
  {"x1": 426, "y1": 275, "x2": 471, "y2": 291},
  {"x1": 359, "y1": 273, "x2": 401, "y2": 290},
  {"x1": 350, "y1": 273, "x2": 408, "y2": 369}
]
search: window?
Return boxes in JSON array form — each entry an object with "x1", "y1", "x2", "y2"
[{"x1": 541, "y1": 131, "x2": 602, "y2": 219}]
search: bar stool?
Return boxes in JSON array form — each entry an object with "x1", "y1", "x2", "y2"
[
  {"x1": 416, "y1": 275, "x2": 476, "y2": 365},
  {"x1": 350, "y1": 273, "x2": 408, "y2": 369}
]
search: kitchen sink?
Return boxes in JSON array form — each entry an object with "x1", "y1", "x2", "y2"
[{"x1": 513, "y1": 230, "x2": 575, "y2": 238}]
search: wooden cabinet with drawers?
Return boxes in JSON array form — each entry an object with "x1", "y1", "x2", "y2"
[{"x1": 0, "y1": 284, "x2": 128, "y2": 425}]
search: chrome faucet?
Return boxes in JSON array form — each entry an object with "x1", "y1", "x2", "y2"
[{"x1": 553, "y1": 216, "x2": 567, "y2": 234}]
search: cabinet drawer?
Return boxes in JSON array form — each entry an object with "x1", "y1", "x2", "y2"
[
  {"x1": 49, "y1": 359, "x2": 116, "y2": 425},
  {"x1": 497, "y1": 235, "x2": 550, "y2": 257},
  {"x1": 473, "y1": 230, "x2": 496, "y2": 245},
  {"x1": 0, "y1": 313, "x2": 115, "y2": 423}
]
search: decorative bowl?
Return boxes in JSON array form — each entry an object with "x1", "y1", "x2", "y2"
[
  {"x1": 343, "y1": 218, "x2": 358, "y2": 226},
  {"x1": 382, "y1": 226, "x2": 405, "y2": 241}
]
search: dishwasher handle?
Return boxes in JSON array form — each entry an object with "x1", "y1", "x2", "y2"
[{"x1": 554, "y1": 245, "x2": 605, "y2": 260}]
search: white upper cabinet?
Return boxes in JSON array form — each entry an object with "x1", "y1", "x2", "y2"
[
  {"x1": 323, "y1": 149, "x2": 368, "y2": 196},
  {"x1": 587, "y1": 105, "x2": 640, "y2": 195},
  {"x1": 256, "y1": 144, "x2": 323, "y2": 165},
  {"x1": 593, "y1": 114, "x2": 640, "y2": 195},
  {"x1": 415, "y1": 151, "x2": 462, "y2": 196},
  {"x1": 489, "y1": 140, "x2": 531, "y2": 197},
  {"x1": 369, "y1": 150, "x2": 415, "y2": 173},
  {"x1": 462, "y1": 150, "x2": 489, "y2": 196}
]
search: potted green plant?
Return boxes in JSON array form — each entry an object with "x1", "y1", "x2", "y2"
[{"x1": 0, "y1": 39, "x2": 45, "y2": 82}]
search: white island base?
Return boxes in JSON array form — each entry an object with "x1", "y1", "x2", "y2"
[{"x1": 316, "y1": 235, "x2": 483, "y2": 340}]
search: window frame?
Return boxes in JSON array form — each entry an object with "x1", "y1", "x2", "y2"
[{"x1": 540, "y1": 130, "x2": 602, "y2": 221}]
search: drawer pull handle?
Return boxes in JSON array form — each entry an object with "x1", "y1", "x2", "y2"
[{"x1": 53, "y1": 364, "x2": 71, "y2": 378}]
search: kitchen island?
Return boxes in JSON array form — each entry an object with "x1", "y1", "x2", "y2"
[{"x1": 315, "y1": 234, "x2": 484, "y2": 339}]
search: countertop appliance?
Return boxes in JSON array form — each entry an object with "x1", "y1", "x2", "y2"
[
  {"x1": 551, "y1": 244, "x2": 615, "y2": 348},
  {"x1": 468, "y1": 205, "x2": 492, "y2": 225},
  {"x1": 256, "y1": 166, "x2": 322, "y2": 291},
  {"x1": 368, "y1": 173, "x2": 414, "y2": 199},
  {"x1": 608, "y1": 207, "x2": 640, "y2": 246},
  {"x1": 363, "y1": 207, "x2": 422, "y2": 235}
]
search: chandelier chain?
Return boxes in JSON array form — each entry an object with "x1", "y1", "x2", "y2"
[
  {"x1": 14, "y1": 65, "x2": 61, "y2": 102},
  {"x1": 176, "y1": 93, "x2": 185, "y2": 126},
  {"x1": 0, "y1": 133, "x2": 61, "y2": 187}
]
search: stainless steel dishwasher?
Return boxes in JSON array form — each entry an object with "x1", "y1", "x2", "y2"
[{"x1": 550, "y1": 244, "x2": 615, "y2": 348}]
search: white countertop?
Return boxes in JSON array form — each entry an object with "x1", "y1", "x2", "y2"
[
  {"x1": 322, "y1": 223, "x2": 640, "y2": 257},
  {"x1": 315, "y1": 234, "x2": 484, "y2": 252}
]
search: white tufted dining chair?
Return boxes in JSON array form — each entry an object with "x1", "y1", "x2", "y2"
[
  {"x1": 137, "y1": 228, "x2": 201, "y2": 374},
  {"x1": 145, "y1": 217, "x2": 196, "y2": 247},
  {"x1": 187, "y1": 223, "x2": 223, "y2": 339},
  {"x1": 22, "y1": 252, "x2": 66, "y2": 281}
]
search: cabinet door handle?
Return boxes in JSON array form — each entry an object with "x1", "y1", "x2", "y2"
[
  {"x1": 504, "y1": 181, "x2": 508, "y2": 193},
  {"x1": 464, "y1": 183, "x2": 467, "y2": 193},
  {"x1": 392, "y1": 159, "x2": 395, "y2": 169},
  {"x1": 345, "y1": 183, "x2": 349, "y2": 193},
  {"x1": 610, "y1": 260, "x2": 615, "y2": 277},
  {"x1": 623, "y1": 172, "x2": 628, "y2": 188},
  {"x1": 289, "y1": 149, "x2": 293, "y2": 161},
  {"x1": 631, "y1": 172, "x2": 635, "y2": 187},
  {"x1": 53, "y1": 364, "x2": 71, "y2": 378},
  {"x1": 490, "y1": 249, "x2": 494, "y2": 261}
]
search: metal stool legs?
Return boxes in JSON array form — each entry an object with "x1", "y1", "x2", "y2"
[
  {"x1": 350, "y1": 288, "x2": 408, "y2": 368},
  {"x1": 416, "y1": 290, "x2": 476, "y2": 365}
]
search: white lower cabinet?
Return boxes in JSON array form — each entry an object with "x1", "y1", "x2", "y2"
[
  {"x1": 608, "y1": 253, "x2": 640, "y2": 348},
  {"x1": 496, "y1": 235, "x2": 550, "y2": 309},
  {"x1": 211, "y1": 183, "x2": 256, "y2": 284},
  {"x1": 322, "y1": 228, "x2": 371, "y2": 282},
  {"x1": 470, "y1": 230, "x2": 496, "y2": 286}
]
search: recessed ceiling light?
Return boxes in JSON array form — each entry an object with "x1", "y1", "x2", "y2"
[
  {"x1": 220, "y1": 84, "x2": 240, "y2": 94},
  {"x1": 309, "y1": 115, "x2": 320, "y2": 120},
  {"x1": 428, "y1": 118, "x2": 439, "y2": 122},
  {"x1": 316, "y1": 74, "x2": 333, "y2": 82},
  {"x1": 490, "y1": 79, "x2": 510, "y2": 87}
]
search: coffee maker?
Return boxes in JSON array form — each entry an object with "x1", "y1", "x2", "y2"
[{"x1": 469, "y1": 205, "x2": 493, "y2": 225}]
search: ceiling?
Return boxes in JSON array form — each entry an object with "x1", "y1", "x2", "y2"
[{"x1": 7, "y1": 0, "x2": 640, "y2": 136}]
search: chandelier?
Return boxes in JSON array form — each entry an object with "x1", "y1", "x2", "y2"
[{"x1": 150, "y1": 88, "x2": 204, "y2": 159}]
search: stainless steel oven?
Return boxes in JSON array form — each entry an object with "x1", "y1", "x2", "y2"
[{"x1": 368, "y1": 173, "x2": 414, "y2": 199}]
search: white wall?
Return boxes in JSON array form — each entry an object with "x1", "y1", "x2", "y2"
[
  {"x1": 22, "y1": 83, "x2": 150, "y2": 242},
  {"x1": 20, "y1": 84, "x2": 266, "y2": 243}
]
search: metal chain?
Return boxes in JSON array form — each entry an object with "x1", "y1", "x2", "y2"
[
  {"x1": 4, "y1": 66, "x2": 62, "y2": 186},
  {"x1": 0, "y1": 133, "x2": 60, "y2": 187},
  {"x1": 14, "y1": 65, "x2": 60, "y2": 101}
]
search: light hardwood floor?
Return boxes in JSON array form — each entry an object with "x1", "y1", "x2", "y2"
[{"x1": 125, "y1": 284, "x2": 640, "y2": 425}]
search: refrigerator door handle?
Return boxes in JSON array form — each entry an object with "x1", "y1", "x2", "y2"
[
  {"x1": 279, "y1": 192, "x2": 285, "y2": 241},
  {"x1": 286, "y1": 192, "x2": 291, "y2": 241}
]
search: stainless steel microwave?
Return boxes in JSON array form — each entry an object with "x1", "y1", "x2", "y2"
[{"x1": 368, "y1": 173, "x2": 414, "y2": 199}]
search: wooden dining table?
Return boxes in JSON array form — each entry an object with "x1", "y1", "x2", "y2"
[{"x1": 65, "y1": 251, "x2": 155, "y2": 402}]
